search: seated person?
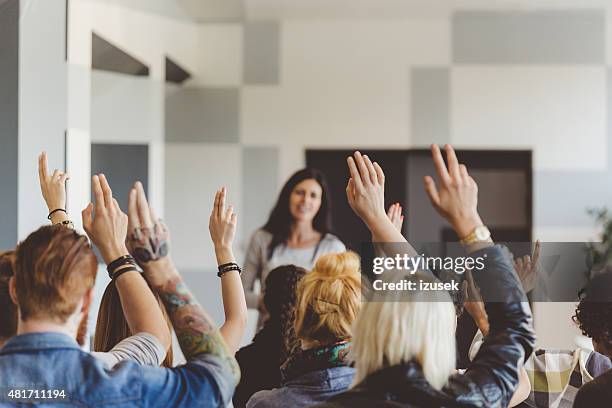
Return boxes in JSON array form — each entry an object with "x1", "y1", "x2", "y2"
[
  {"x1": 247, "y1": 252, "x2": 361, "y2": 408},
  {"x1": 94, "y1": 185, "x2": 248, "y2": 367},
  {"x1": 468, "y1": 264, "x2": 612, "y2": 408},
  {"x1": 37, "y1": 152, "x2": 172, "y2": 368},
  {"x1": 314, "y1": 146, "x2": 535, "y2": 407},
  {"x1": 234, "y1": 265, "x2": 307, "y2": 408},
  {"x1": 0, "y1": 173, "x2": 238, "y2": 407}
]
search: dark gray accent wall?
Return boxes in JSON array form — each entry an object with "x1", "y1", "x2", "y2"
[
  {"x1": 0, "y1": 0, "x2": 19, "y2": 249},
  {"x1": 91, "y1": 144, "x2": 149, "y2": 211}
]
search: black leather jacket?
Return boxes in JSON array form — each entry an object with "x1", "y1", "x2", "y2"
[{"x1": 314, "y1": 245, "x2": 536, "y2": 408}]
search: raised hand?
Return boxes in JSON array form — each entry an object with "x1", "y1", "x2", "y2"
[
  {"x1": 126, "y1": 181, "x2": 170, "y2": 267},
  {"x1": 513, "y1": 240, "x2": 540, "y2": 293},
  {"x1": 462, "y1": 269, "x2": 490, "y2": 336},
  {"x1": 423, "y1": 144, "x2": 483, "y2": 239},
  {"x1": 208, "y1": 187, "x2": 237, "y2": 254},
  {"x1": 38, "y1": 152, "x2": 69, "y2": 220},
  {"x1": 346, "y1": 151, "x2": 387, "y2": 228},
  {"x1": 82, "y1": 174, "x2": 129, "y2": 264},
  {"x1": 387, "y1": 203, "x2": 404, "y2": 232}
]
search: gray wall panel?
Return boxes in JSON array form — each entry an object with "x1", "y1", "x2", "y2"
[
  {"x1": 91, "y1": 143, "x2": 149, "y2": 211},
  {"x1": 0, "y1": 0, "x2": 19, "y2": 249},
  {"x1": 411, "y1": 67, "x2": 449, "y2": 146},
  {"x1": 243, "y1": 21, "x2": 280, "y2": 84},
  {"x1": 241, "y1": 146, "x2": 279, "y2": 240},
  {"x1": 535, "y1": 68, "x2": 612, "y2": 226},
  {"x1": 165, "y1": 87, "x2": 240, "y2": 143},
  {"x1": 453, "y1": 10, "x2": 605, "y2": 64}
]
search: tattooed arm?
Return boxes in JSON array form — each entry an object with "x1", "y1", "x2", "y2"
[{"x1": 127, "y1": 182, "x2": 240, "y2": 382}]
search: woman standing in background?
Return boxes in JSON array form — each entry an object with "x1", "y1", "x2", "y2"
[{"x1": 242, "y1": 169, "x2": 345, "y2": 320}]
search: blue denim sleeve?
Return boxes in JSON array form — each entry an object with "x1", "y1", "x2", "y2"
[{"x1": 140, "y1": 355, "x2": 236, "y2": 407}]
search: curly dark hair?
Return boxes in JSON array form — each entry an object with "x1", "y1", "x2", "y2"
[
  {"x1": 259, "y1": 265, "x2": 307, "y2": 363},
  {"x1": 572, "y1": 270, "x2": 612, "y2": 352}
]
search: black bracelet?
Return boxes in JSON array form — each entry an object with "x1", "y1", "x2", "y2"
[
  {"x1": 217, "y1": 264, "x2": 241, "y2": 277},
  {"x1": 107, "y1": 255, "x2": 138, "y2": 279},
  {"x1": 112, "y1": 266, "x2": 140, "y2": 281},
  {"x1": 47, "y1": 208, "x2": 67, "y2": 220}
]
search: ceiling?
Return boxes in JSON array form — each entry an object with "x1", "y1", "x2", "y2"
[{"x1": 89, "y1": 0, "x2": 612, "y2": 23}]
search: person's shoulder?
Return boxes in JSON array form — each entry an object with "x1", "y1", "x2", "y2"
[
  {"x1": 320, "y1": 233, "x2": 345, "y2": 250},
  {"x1": 251, "y1": 229, "x2": 273, "y2": 245},
  {"x1": 247, "y1": 388, "x2": 280, "y2": 408}
]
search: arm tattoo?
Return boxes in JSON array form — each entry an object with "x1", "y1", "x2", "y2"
[
  {"x1": 159, "y1": 276, "x2": 240, "y2": 382},
  {"x1": 127, "y1": 221, "x2": 170, "y2": 264}
]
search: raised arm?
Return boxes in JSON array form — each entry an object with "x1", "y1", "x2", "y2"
[
  {"x1": 209, "y1": 187, "x2": 248, "y2": 353},
  {"x1": 82, "y1": 176, "x2": 171, "y2": 354},
  {"x1": 38, "y1": 152, "x2": 71, "y2": 225},
  {"x1": 423, "y1": 144, "x2": 535, "y2": 407},
  {"x1": 345, "y1": 151, "x2": 406, "y2": 244},
  {"x1": 126, "y1": 184, "x2": 240, "y2": 383}
]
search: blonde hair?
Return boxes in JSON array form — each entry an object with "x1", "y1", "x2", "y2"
[
  {"x1": 295, "y1": 252, "x2": 361, "y2": 344},
  {"x1": 351, "y1": 271, "x2": 456, "y2": 390}
]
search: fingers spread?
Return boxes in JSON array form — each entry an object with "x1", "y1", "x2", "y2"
[
  {"x1": 533, "y1": 240, "x2": 541, "y2": 263},
  {"x1": 362, "y1": 155, "x2": 378, "y2": 185},
  {"x1": 218, "y1": 187, "x2": 226, "y2": 218},
  {"x1": 353, "y1": 152, "x2": 371, "y2": 186},
  {"x1": 459, "y1": 164, "x2": 469, "y2": 181},
  {"x1": 225, "y1": 205, "x2": 233, "y2": 221},
  {"x1": 430, "y1": 144, "x2": 451, "y2": 185},
  {"x1": 98, "y1": 174, "x2": 113, "y2": 210},
  {"x1": 128, "y1": 187, "x2": 140, "y2": 230},
  {"x1": 92, "y1": 175, "x2": 105, "y2": 208},
  {"x1": 346, "y1": 157, "x2": 364, "y2": 192},
  {"x1": 373, "y1": 162, "x2": 385, "y2": 185},
  {"x1": 81, "y1": 202, "x2": 93, "y2": 232},
  {"x1": 38, "y1": 152, "x2": 48, "y2": 180},
  {"x1": 423, "y1": 176, "x2": 440, "y2": 206},
  {"x1": 444, "y1": 144, "x2": 460, "y2": 180},
  {"x1": 136, "y1": 181, "x2": 153, "y2": 228}
]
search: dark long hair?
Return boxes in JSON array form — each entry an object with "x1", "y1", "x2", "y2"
[
  {"x1": 262, "y1": 168, "x2": 333, "y2": 259},
  {"x1": 255, "y1": 265, "x2": 307, "y2": 363},
  {"x1": 94, "y1": 280, "x2": 173, "y2": 367}
]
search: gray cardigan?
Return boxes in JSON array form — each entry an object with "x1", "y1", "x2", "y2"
[{"x1": 241, "y1": 229, "x2": 346, "y2": 308}]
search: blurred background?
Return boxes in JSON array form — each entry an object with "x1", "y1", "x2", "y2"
[{"x1": 2, "y1": 0, "x2": 612, "y2": 351}]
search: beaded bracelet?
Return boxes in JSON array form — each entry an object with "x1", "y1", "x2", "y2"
[{"x1": 55, "y1": 220, "x2": 75, "y2": 230}]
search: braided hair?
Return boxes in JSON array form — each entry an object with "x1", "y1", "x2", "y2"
[{"x1": 257, "y1": 265, "x2": 307, "y2": 364}]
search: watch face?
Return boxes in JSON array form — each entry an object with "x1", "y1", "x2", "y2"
[{"x1": 475, "y1": 226, "x2": 490, "y2": 240}]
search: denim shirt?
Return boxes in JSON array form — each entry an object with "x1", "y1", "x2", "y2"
[
  {"x1": 246, "y1": 366, "x2": 355, "y2": 408},
  {"x1": 0, "y1": 332, "x2": 236, "y2": 407}
]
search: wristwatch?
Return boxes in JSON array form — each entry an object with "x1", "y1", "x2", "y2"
[{"x1": 460, "y1": 225, "x2": 491, "y2": 245}]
